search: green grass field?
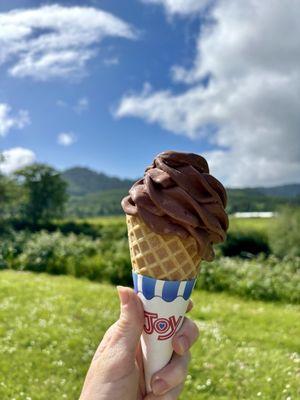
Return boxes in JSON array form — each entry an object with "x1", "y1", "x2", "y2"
[
  {"x1": 79, "y1": 215, "x2": 275, "y2": 233},
  {"x1": 0, "y1": 271, "x2": 299, "y2": 400},
  {"x1": 80, "y1": 215, "x2": 126, "y2": 226},
  {"x1": 229, "y1": 217, "x2": 275, "y2": 233}
]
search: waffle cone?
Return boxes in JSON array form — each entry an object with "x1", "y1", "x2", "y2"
[{"x1": 126, "y1": 215, "x2": 201, "y2": 280}]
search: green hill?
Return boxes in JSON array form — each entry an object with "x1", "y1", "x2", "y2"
[
  {"x1": 226, "y1": 187, "x2": 300, "y2": 213},
  {"x1": 257, "y1": 184, "x2": 300, "y2": 198},
  {"x1": 62, "y1": 167, "x2": 300, "y2": 216},
  {"x1": 66, "y1": 188, "x2": 129, "y2": 217},
  {"x1": 63, "y1": 167, "x2": 134, "y2": 196}
]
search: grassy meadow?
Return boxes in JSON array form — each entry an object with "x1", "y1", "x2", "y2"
[
  {"x1": 83, "y1": 215, "x2": 126, "y2": 226},
  {"x1": 80, "y1": 215, "x2": 273, "y2": 232},
  {"x1": 228, "y1": 217, "x2": 274, "y2": 233},
  {"x1": 0, "y1": 270, "x2": 299, "y2": 400}
]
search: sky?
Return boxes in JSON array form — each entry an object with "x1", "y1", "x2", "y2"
[{"x1": 0, "y1": 0, "x2": 299, "y2": 187}]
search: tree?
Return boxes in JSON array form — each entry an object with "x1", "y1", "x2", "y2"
[
  {"x1": 0, "y1": 173, "x2": 7, "y2": 220},
  {"x1": 270, "y1": 206, "x2": 300, "y2": 257},
  {"x1": 0, "y1": 153, "x2": 9, "y2": 220},
  {"x1": 15, "y1": 164, "x2": 68, "y2": 225}
]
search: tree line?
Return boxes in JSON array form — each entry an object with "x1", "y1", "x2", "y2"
[{"x1": 1, "y1": 161, "x2": 300, "y2": 225}]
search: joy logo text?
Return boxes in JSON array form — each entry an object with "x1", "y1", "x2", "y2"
[{"x1": 144, "y1": 311, "x2": 182, "y2": 340}]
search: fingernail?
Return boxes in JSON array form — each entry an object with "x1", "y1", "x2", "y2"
[
  {"x1": 152, "y1": 378, "x2": 169, "y2": 395},
  {"x1": 117, "y1": 286, "x2": 130, "y2": 306},
  {"x1": 177, "y1": 335, "x2": 189, "y2": 353}
]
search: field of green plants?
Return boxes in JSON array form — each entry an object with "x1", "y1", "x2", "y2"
[
  {"x1": 1, "y1": 211, "x2": 299, "y2": 303},
  {"x1": 0, "y1": 208, "x2": 299, "y2": 399},
  {"x1": 0, "y1": 271, "x2": 299, "y2": 400}
]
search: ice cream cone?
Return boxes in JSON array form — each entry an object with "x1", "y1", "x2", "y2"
[
  {"x1": 127, "y1": 214, "x2": 201, "y2": 392},
  {"x1": 126, "y1": 214, "x2": 201, "y2": 280},
  {"x1": 122, "y1": 151, "x2": 228, "y2": 393}
]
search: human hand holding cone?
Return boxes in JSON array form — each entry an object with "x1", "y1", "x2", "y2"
[{"x1": 122, "y1": 151, "x2": 228, "y2": 393}]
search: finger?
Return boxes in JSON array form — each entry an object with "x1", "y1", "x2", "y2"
[
  {"x1": 145, "y1": 383, "x2": 184, "y2": 399},
  {"x1": 186, "y1": 299, "x2": 194, "y2": 313},
  {"x1": 150, "y1": 351, "x2": 191, "y2": 396},
  {"x1": 115, "y1": 286, "x2": 144, "y2": 353},
  {"x1": 93, "y1": 321, "x2": 118, "y2": 360},
  {"x1": 172, "y1": 318, "x2": 199, "y2": 355},
  {"x1": 136, "y1": 341, "x2": 146, "y2": 397},
  {"x1": 92, "y1": 287, "x2": 144, "y2": 362}
]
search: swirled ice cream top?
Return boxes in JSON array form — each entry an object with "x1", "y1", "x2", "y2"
[{"x1": 122, "y1": 151, "x2": 229, "y2": 261}]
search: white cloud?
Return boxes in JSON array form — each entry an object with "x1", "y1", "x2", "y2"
[
  {"x1": 56, "y1": 97, "x2": 89, "y2": 113},
  {"x1": 74, "y1": 97, "x2": 89, "y2": 114},
  {"x1": 57, "y1": 132, "x2": 76, "y2": 146},
  {"x1": 0, "y1": 4, "x2": 137, "y2": 80},
  {"x1": 103, "y1": 56, "x2": 119, "y2": 66},
  {"x1": 0, "y1": 147, "x2": 36, "y2": 174},
  {"x1": 56, "y1": 99, "x2": 67, "y2": 108},
  {"x1": 0, "y1": 103, "x2": 30, "y2": 137},
  {"x1": 141, "y1": 0, "x2": 210, "y2": 16},
  {"x1": 116, "y1": 0, "x2": 300, "y2": 187}
]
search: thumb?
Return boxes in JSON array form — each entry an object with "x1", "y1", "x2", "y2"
[{"x1": 115, "y1": 286, "x2": 144, "y2": 353}]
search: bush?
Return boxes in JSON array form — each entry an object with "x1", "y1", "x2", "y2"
[
  {"x1": 3, "y1": 228, "x2": 132, "y2": 285},
  {"x1": 270, "y1": 207, "x2": 300, "y2": 258},
  {"x1": 18, "y1": 231, "x2": 101, "y2": 275},
  {"x1": 100, "y1": 223, "x2": 128, "y2": 243},
  {"x1": 102, "y1": 253, "x2": 132, "y2": 285},
  {"x1": 2, "y1": 217, "x2": 299, "y2": 304},
  {"x1": 0, "y1": 231, "x2": 31, "y2": 269},
  {"x1": 0, "y1": 240, "x2": 14, "y2": 270},
  {"x1": 73, "y1": 254, "x2": 106, "y2": 281},
  {"x1": 197, "y1": 256, "x2": 300, "y2": 303},
  {"x1": 57, "y1": 221, "x2": 102, "y2": 238},
  {"x1": 0, "y1": 220, "x2": 10, "y2": 235},
  {"x1": 10, "y1": 219, "x2": 102, "y2": 239},
  {"x1": 101, "y1": 239, "x2": 132, "y2": 286},
  {"x1": 220, "y1": 230, "x2": 270, "y2": 258}
]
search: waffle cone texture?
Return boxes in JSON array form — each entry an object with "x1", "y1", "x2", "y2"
[{"x1": 126, "y1": 215, "x2": 201, "y2": 281}]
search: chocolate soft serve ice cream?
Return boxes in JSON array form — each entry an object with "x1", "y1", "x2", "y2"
[{"x1": 122, "y1": 151, "x2": 228, "y2": 272}]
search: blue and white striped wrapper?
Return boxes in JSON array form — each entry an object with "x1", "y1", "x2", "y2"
[
  {"x1": 132, "y1": 271, "x2": 196, "y2": 302},
  {"x1": 132, "y1": 271, "x2": 197, "y2": 393}
]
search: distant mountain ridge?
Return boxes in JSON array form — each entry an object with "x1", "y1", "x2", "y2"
[
  {"x1": 63, "y1": 167, "x2": 135, "y2": 196},
  {"x1": 63, "y1": 166, "x2": 300, "y2": 198},
  {"x1": 256, "y1": 184, "x2": 300, "y2": 198},
  {"x1": 62, "y1": 166, "x2": 300, "y2": 216}
]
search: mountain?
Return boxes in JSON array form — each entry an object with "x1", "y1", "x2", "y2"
[
  {"x1": 62, "y1": 167, "x2": 135, "y2": 196},
  {"x1": 66, "y1": 188, "x2": 129, "y2": 217},
  {"x1": 256, "y1": 184, "x2": 300, "y2": 198},
  {"x1": 62, "y1": 167, "x2": 300, "y2": 217},
  {"x1": 226, "y1": 188, "x2": 299, "y2": 214},
  {"x1": 226, "y1": 184, "x2": 300, "y2": 213}
]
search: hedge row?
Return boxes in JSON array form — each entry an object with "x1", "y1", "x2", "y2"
[
  {"x1": 197, "y1": 256, "x2": 300, "y2": 304},
  {"x1": 1, "y1": 230, "x2": 299, "y2": 304}
]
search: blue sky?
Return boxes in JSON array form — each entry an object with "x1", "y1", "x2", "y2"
[{"x1": 1, "y1": 0, "x2": 300, "y2": 187}]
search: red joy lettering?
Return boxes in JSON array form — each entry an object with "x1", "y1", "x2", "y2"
[
  {"x1": 158, "y1": 315, "x2": 182, "y2": 340},
  {"x1": 143, "y1": 311, "x2": 183, "y2": 341},
  {"x1": 144, "y1": 311, "x2": 158, "y2": 334},
  {"x1": 154, "y1": 318, "x2": 169, "y2": 334}
]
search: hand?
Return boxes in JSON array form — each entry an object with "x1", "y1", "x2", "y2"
[{"x1": 80, "y1": 286, "x2": 199, "y2": 400}]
